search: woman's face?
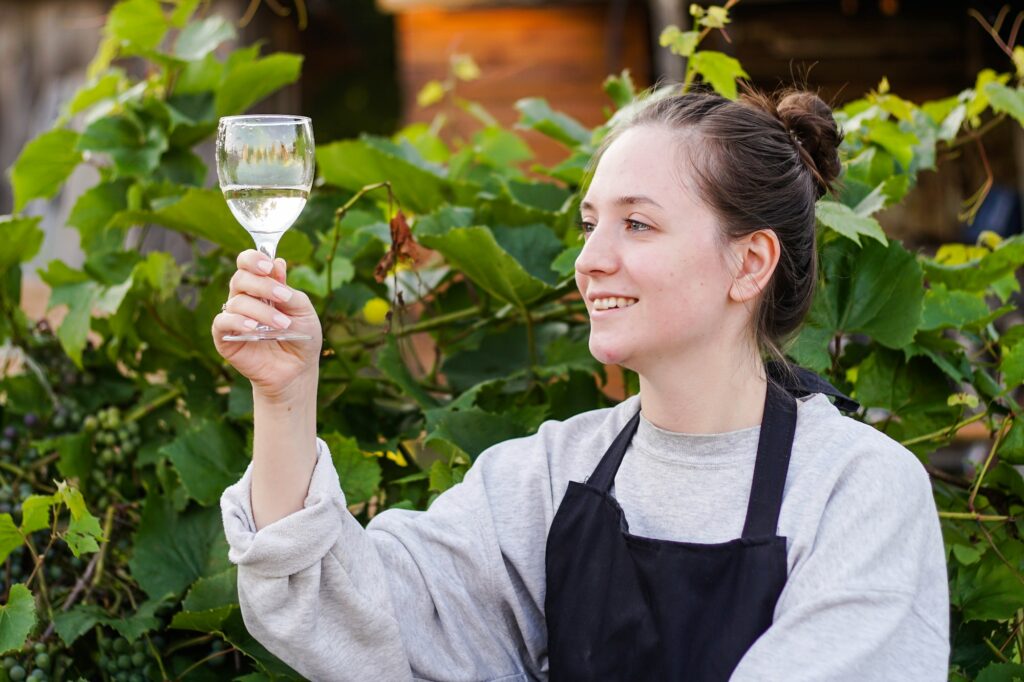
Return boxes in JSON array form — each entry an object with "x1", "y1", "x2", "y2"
[{"x1": 575, "y1": 124, "x2": 742, "y2": 373}]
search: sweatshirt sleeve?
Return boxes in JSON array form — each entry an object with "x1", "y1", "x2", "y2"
[
  {"x1": 730, "y1": 429, "x2": 950, "y2": 682},
  {"x1": 220, "y1": 431, "x2": 556, "y2": 682}
]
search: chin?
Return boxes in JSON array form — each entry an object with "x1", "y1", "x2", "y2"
[{"x1": 588, "y1": 337, "x2": 631, "y2": 367}]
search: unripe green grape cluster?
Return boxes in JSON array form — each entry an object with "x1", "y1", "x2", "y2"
[
  {"x1": 0, "y1": 642, "x2": 65, "y2": 682},
  {"x1": 83, "y1": 407, "x2": 141, "y2": 507},
  {"x1": 96, "y1": 637, "x2": 153, "y2": 682}
]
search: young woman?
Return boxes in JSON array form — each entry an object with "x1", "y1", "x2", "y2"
[{"x1": 214, "y1": 89, "x2": 950, "y2": 681}]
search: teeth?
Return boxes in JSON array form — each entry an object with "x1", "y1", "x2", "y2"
[{"x1": 593, "y1": 297, "x2": 638, "y2": 311}]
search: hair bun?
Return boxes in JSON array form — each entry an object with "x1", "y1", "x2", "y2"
[{"x1": 775, "y1": 91, "x2": 843, "y2": 197}]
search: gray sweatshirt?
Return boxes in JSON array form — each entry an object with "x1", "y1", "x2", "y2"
[{"x1": 220, "y1": 393, "x2": 950, "y2": 681}]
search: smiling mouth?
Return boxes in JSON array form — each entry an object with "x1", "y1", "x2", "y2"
[{"x1": 592, "y1": 297, "x2": 638, "y2": 311}]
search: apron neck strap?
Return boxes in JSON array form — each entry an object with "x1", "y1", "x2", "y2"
[
  {"x1": 587, "y1": 411, "x2": 640, "y2": 492},
  {"x1": 741, "y1": 381, "x2": 798, "y2": 538}
]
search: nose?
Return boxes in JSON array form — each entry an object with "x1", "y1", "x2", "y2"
[{"x1": 574, "y1": 221, "x2": 619, "y2": 277}]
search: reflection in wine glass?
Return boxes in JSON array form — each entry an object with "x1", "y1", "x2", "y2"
[{"x1": 216, "y1": 115, "x2": 314, "y2": 342}]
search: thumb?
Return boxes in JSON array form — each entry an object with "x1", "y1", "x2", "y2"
[{"x1": 273, "y1": 257, "x2": 287, "y2": 285}]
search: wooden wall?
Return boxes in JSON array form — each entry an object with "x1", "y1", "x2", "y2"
[{"x1": 390, "y1": 3, "x2": 652, "y2": 165}]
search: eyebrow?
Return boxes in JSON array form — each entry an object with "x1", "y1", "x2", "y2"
[{"x1": 580, "y1": 195, "x2": 664, "y2": 212}]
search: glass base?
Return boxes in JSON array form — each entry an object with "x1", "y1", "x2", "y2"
[{"x1": 223, "y1": 329, "x2": 312, "y2": 341}]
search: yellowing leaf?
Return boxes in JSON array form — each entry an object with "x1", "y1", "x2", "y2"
[
  {"x1": 417, "y1": 80, "x2": 445, "y2": 108},
  {"x1": 690, "y1": 51, "x2": 749, "y2": 100},
  {"x1": 452, "y1": 54, "x2": 481, "y2": 81},
  {"x1": 947, "y1": 393, "x2": 979, "y2": 409}
]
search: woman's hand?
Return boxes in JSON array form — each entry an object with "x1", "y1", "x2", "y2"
[{"x1": 212, "y1": 250, "x2": 323, "y2": 402}]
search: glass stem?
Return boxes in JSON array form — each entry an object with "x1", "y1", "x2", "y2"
[{"x1": 254, "y1": 237, "x2": 280, "y2": 332}]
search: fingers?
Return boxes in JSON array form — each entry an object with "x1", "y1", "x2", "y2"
[
  {"x1": 221, "y1": 294, "x2": 293, "y2": 330},
  {"x1": 237, "y1": 249, "x2": 274, "y2": 276},
  {"x1": 212, "y1": 311, "x2": 261, "y2": 338}
]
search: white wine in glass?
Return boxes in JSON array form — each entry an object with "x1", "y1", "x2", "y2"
[{"x1": 216, "y1": 115, "x2": 314, "y2": 341}]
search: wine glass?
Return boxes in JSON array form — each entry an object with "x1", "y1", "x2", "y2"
[{"x1": 216, "y1": 114, "x2": 315, "y2": 341}]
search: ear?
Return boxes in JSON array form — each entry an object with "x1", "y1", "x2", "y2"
[{"x1": 727, "y1": 229, "x2": 781, "y2": 304}]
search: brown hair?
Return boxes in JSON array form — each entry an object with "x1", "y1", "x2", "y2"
[{"x1": 591, "y1": 86, "x2": 843, "y2": 371}]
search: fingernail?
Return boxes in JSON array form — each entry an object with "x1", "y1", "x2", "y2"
[
  {"x1": 257, "y1": 259, "x2": 273, "y2": 274},
  {"x1": 243, "y1": 319, "x2": 258, "y2": 329},
  {"x1": 272, "y1": 285, "x2": 293, "y2": 302},
  {"x1": 273, "y1": 313, "x2": 291, "y2": 329}
]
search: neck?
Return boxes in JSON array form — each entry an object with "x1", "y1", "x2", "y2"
[{"x1": 636, "y1": 345, "x2": 768, "y2": 434}]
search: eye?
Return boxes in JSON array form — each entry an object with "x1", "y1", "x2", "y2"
[
  {"x1": 578, "y1": 219, "x2": 596, "y2": 240},
  {"x1": 627, "y1": 219, "x2": 652, "y2": 232}
]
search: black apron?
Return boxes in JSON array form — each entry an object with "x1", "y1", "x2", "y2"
[{"x1": 544, "y1": 366, "x2": 858, "y2": 681}]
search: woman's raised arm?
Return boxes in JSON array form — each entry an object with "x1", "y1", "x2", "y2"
[{"x1": 212, "y1": 250, "x2": 321, "y2": 528}]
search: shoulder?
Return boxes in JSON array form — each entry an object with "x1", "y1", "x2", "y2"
[
  {"x1": 469, "y1": 396, "x2": 641, "y2": 500},
  {"x1": 791, "y1": 392, "x2": 932, "y2": 501}
]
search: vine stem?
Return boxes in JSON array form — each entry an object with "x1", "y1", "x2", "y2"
[
  {"x1": 938, "y1": 512, "x2": 1014, "y2": 522},
  {"x1": 900, "y1": 409, "x2": 988, "y2": 446},
  {"x1": 174, "y1": 645, "x2": 237, "y2": 680},
  {"x1": 320, "y1": 181, "x2": 392, "y2": 321},
  {"x1": 90, "y1": 504, "x2": 117, "y2": 589},
  {"x1": 40, "y1": 548, "x2": 101, "y2": 641},
  {"x1": 124, "y1": 386, "x2": 184, "y2": 423},
  {"x1": 968, "y1": 416, "x2": 1012, "y2": 512}
]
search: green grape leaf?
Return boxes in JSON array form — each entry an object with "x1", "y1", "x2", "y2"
[
  {"x1": 953, "y1": 543, "x2": 1024, "y2": 622},
  {"x1": 976, "y1": 662, "x2": 1024, "y2": 682},
  {"x1": 52, "y1": 605, "x2": 105, "y2": 647},
  {"x1": 77, "y1": 115, "x2": 168, "y2": 177},
  {"x1": 47, "y1": 280, "x2": 100, "y2": 368},
  {"x1": 215, "y1": 53, "x2": 304, "y2": 117},
  {"x1": 132, "y1": 251, "x2": 183, "y2": 301},
  {"x1": 108, "y1": 598, "x2": 165, "y2": 641},
  {"x1": 106, "y1": 0, "x2": 168, "y2": 52},
  {"x1": 603, "y1": 70, "x2": 636, "y2": 109},
  {"x1": 1001, "y1": 340, "x2": 1024, "y2": 390},
  {"x1": 317, "y1": 137, "x2": 456, "y2": 214},
  {"x1": 0, "y1": 584, "x2": 37, "y2": 655},
  {"x1": 322, "y1": 433, "x2": 381, "y2": 505},
  {"x1": 170, "y1": 567, "x2": 239, "y2": 631},
  {"x1": 111, "y1": 188, "x2": 251, "y2": 253},
  {"x1": 19, "y1": 495, "x2": 56, "y2": 535},
  {"x1": 998, "y1": 417, "x2": 1024, "y2": 465},
  {"x1": 424, "y1": 406, "x2": 532, "y2": 461},
  {"x1": 923, "y1": 235, "x2": 1024, "y2": 292},
  {"x1": 10, "y1": 129, "x2": 82, "y2": 211},
  {"x1": 492, "y1": 224, "x2": 565, "y2": 285},
  {"x1": 659, "y1": 26, "x2": 700, "y2": 57},
  {"x1": 174, "y1": 15, "x2": 236, "y2": 61},
  {"x1": 863, "y1": 118, "x2": 918, "y2": 169},
  {"x1": 474, "y1": 127, "x2": 534, "y2": 167},
  {"x1": 160, "y1": 420, "x2": 249, "y2": 507},
  {"x1": 815, "y1": 200, "x2": 888, "y2": 246},
  {"x1": 38, "y1": 432, "x2": 95, "y2": 482},
  {"x1": 551, "y1": 245, "x2": 582, "y2": 278},
  {"x1": 67, "y1": 180, "x2": 132, "y2": 251},
  {"x1": 984, "y1": 82, "x2": 1024, "y2": 127},
  {"x1": 65, "y1": 513, "x2": 103, "y2": 557},
  {"x1": 919, "y1": 284, "x2": 992, "y2": 331},
  {"x1": 0, "y1": 217, "x2": 44, "y2": 270},
  {"x1": 129, "y1": 495, "x2": 232, "y2": 599},
  {"x1": 66, "y1": 72, "x2": 123, "y2": 117},
  {"x1": 378, "y1": 336, "x2": 440, "y2": 409},
  {"x1": 815, "y1": 237, "x2": 924, "y2": 348},
  {"x1": 515, "y1": 98, "x2": 591, "y2": 148},
  {"x1": 690, "y1": 51, "x2": 750, "y2": 100},
  {"x1": 419, "y1": 226, "x2": 556, "y2": 306},
  {"x1": 0, "y1": 515, "x2": 22, "y2": 565}
]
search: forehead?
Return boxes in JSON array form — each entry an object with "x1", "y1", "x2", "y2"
[{"x1": 584, "y1": 125, "x2": 697, "y2": 208}]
